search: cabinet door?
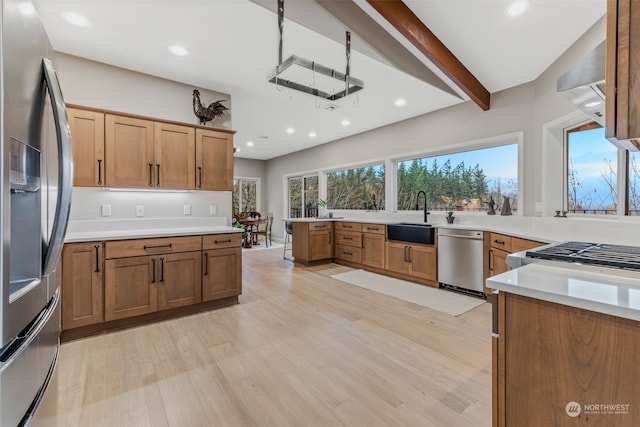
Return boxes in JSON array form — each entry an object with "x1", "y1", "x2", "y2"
[
  {"x1": 362, "y1": 233, "x2": 385, "y2": 269},
  {"x1": 195, "y1": 128, "x2": 233, "y2": 191},
  {"x1": 154, "y1": 122, "x2": 195, "y2": 189},
  {"x1": 202, "y1": 247, "x2": 242, "y2": 301},
  {"x1": 105, "y1": 114, "x2": 154, "y2": 188},
  {"x1": 67, "y1": 108, "x2": 105, "y2": 187},
  {"x1": 385, "y1": 242, "x2": 409, "y2": 274},
  {"x1": 157, "y1": 251, "x2": 202, "y2": 311},
  {"x1": 309, "y1": 230, "x2": 333, "y2": 261},
  {"x1": 62, "y1": 242, "x2": 104, "y2": 330},
  {"x1": 490, "y1": 248, "x2": 510, "y2": 276},
  {"x1": 105, "y1": 256, "x2": 157, "y2": 321},
  {"x1": 408, "y1": 245, "x2": 437, "y2": 282}
]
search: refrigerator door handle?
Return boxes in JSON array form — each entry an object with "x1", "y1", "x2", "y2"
[{"x1": 41, "y1": 58, "x2": 74, "y2": 277}]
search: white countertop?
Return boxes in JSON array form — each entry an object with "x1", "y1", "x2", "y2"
[
  {"x1": 487, "y1": 263, "x2": 640, "y2": 321},
  {"x1": 65, "y1": 218, "x2": 241, "y2": 243}
]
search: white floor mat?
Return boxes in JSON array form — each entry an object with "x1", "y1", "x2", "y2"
[{"x1": 330, "y1": 269, "x2": 486, "y2": 316}]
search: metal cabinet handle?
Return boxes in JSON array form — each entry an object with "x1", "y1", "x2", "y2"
[
  {"x1": 160, "y1": 257, "x2": 165, "y2": 282},
  {"x1": 344, "y1": 251, "x2": 353, "y2": 256},
  {"x1": 494, "y1": 239, "x2": 505, "y2": 245},
  {"x1": 94, "y1": 244, "x2": 100, "y2": 272},
  {"x1": 203, "y1": 252, "x2": 208, "y2": 276},
  {"x1": 344, "y1": 236, "x2": 353, "y2": 240},
  {"x1": 144, "y1": 243, "x2": 173, "y2": 250},
  {"x1": 344, "y1": 225, "x2": 353, "y2": 228},
  {"x1": 148, "y1": 163, "x2": 153, "y2": 187},
  {"x1": 367, "y1": 227, "x2": 379, "y2": 231},
  {"x1": 198, "y1": 166, "x2": 202, "y2": 188},
  {"x1": 408, "y1": 246, "x2": 412, "y2": 263},
  {"x1": 489, "y1": 249, "x2": 494, "y2": 271},
  {"x1": 97, "y1": 159, "x2": 102, "y2": 185},
  {"x1": 404, "y1": 246, "x2": 408, "y2": 262},
  {"x1": 151, "y1": 258, "x2": 156, "y2": 283},
  {"x1": 215, "y1": 239, "x2": 231, "y2": 244},
  {"x1": 156, "y1": 164, "x2": 161, "y2": 187}
]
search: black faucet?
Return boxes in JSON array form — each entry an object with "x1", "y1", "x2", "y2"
[{"x1": 416, "y1": 190, "x2": 430, "y2": 223}]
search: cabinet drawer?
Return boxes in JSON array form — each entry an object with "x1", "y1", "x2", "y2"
[
  {"x1": 308, "y1": 221, "x2": 331, "y2": 231},
  {"x1": 334, "y1": 222, "x2": 362, "y2": 232},
  {"x1": 105, "y1": 236, "x2": 202, "y2": 259},
  {"x1": 335, "y1": 230, "x2": 362, "y2": 248},
  {"x1": 203, "y1": 233, "x2": 242, "y2": 250},
  {"x1": 362, "y1": 223, "x2": 385, "y2": 234},
  {"x1": 511, "y1": 237, "x2": 544, "y2": 253},
  {"x1": 335, "y1": 245, "x2": 362, "y2": 263},
  {"x1": 490, "y1": 233, "x2": 512, "y2": 252}
]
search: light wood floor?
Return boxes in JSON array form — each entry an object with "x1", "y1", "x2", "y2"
[{"x1": 53, "y1": 248, "x2": 492, "y2": 426}]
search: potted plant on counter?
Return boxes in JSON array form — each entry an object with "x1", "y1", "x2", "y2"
[
  {"x1": 318, "y1": 199, "x2": 328, "y2": 218},
  {"x1": 446, "y1": 211, "x2": 455, "y2": 224}
]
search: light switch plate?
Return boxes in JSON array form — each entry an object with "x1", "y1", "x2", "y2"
[
  {"x1": 209, "y1": 205, "x2": 217, "y2": 215},
  {"x1": 184, "y1": 204, "x2": 192, "y2": 215},
  {"x1": 135, "y1": 205, "x2": 144, "y2": 217},
  {"x1": 101, "y1": 204, "x2": 111, "y2": 217}
]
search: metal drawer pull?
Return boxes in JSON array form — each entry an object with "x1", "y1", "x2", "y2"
[
  {"x1": 148, "y1": 163, "x2": 153, "y2": 186},
  {"x1": 367, "y1": 227, "x2": 379, "y2": 231},
  {"x1": 94, "y1": 244, "x2": 100, "y2": 272},
  {"x1": 215, "y1": 239, "x2": 231, "y2": 244},
  {"x1": 198, "y1": 166, "x2": 202, "y2": 188},
  {"x1": 97, "y1": 159, "x2": 102, "y2": 185},
  {"x1": 344, "y1": 236, "x2": 353, "y2": 240},
  {"x1": 144, "y1": 243, "x2": 173, "y2": 250},
  {"x1": 203, "y1": 252, "x2": 209, "y2": 275},
  {"x1": 160, "y1": 257, "x2": 165, "y2": 282},
  {"x1": 494, "y1": 239, "x2": 505, "y2": 245},
  {"x1": 344, "y1": 251, "x2": 353, "y2": 256},
  {"x1": 156, "y1": 164, "x2": 161, "y2": 187}
]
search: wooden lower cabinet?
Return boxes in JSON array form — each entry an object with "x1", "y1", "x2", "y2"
[
  {"x1": 62, "y1": 242, "x2": 104, "y2": 329},
  {"x1": 361, "y1": 225, "x2": 385, "y2": 269},
  {"x1": 157, "y1": 251, "x2": 202, "y2": 310},
  {"x1": 202, "y1": 247, "x2": 242, "y2": 301},
  {"x1": 105, "y1": 256, "x2": 158, "y2": 321},
  {"x1": 292, "y1": 222, "x2": 333, "y2": 263},
  {"x1": 385, "y1": 241, "x2": 437, "y2": 284},
  {"x1": 489, "y1": 247, "x2": 510, "y2": 276},
  {"x1": 494, "y1": 291, "x2": 640, "y2": 426}
]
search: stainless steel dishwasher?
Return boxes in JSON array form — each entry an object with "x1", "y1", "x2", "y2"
[{"x1": 437, "y1": 228, "x2": 485, "y2": 297}]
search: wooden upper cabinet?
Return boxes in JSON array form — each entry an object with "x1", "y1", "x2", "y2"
[
  {"x1": 105, "y1": 114, "x2": 154, "y2": 188},
  {"x1": 67, "y1": 108, "x2": 105, "y2": 187},
  {"x1": 154, "y1": 122, "x2": 195, "y2": 189},
  {"x1": 606, "y1": 0, "x2": 640, "y2": 147},
  {"x1": 195, "y1": 128, "x2": 233, "y2": 191}
]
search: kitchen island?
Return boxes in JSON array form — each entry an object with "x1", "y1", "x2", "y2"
[{"x1": 488, "y1": 263, "x2": 640, "y2": 426}]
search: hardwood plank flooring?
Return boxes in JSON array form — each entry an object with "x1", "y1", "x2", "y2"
[{"x1": 52, "y1": 248, "x2": 492, "y2": 426}]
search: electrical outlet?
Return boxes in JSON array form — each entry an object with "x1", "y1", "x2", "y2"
[
  {"x1": 184, "y1": 204, "x2": 192, "y2": 215},
  {"x1": 209, "y1": 205, "x2": 217, "y2": 215},
  {"x1": 135, "y1": 205, "x2": 144, "y2": 217},
  {"x1": 101, "y1": 204, "x2": 111, "y2": 217}
]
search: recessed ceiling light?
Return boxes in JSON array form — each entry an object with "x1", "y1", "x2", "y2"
[
  {"x1": 168, "y1": 44, "x2": 189, "y2": 56},
  {"x1": 246, "y1": 141, "x2": 254, "y2": 147},
  {"x1": 286, "y1": 127, "x2": 295, "y2": 134},
  {"x1": 505, "y1": 1, "x2": 528, "y2": 17},
  {"x1": 341, "y1": 119, "x2": 351, "y2": 126},
  {"x1": 394, "y1": 98, "x2": 407, "y2": 107},
  {"x1": 308, "y1": 132, "x2": 317, "y2": 138},
  {"x1": 61, "y1": 11, "x2": 92, "y2": 27},
  {"x1": 584, "y1": 101, "x2": 602, "y2": 108},
  {"x1": 259, "y1": 135, "x2": 269, "y2": 140}
]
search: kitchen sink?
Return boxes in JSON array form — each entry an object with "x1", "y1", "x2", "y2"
[{"x1": 387, "y1": 222, "x2": 435, "y2": 245}]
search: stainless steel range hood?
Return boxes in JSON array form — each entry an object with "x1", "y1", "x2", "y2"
[{"x1": 557, "y1": 41, "x2": 639, "y2": 151}]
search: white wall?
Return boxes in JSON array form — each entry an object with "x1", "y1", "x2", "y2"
[
  {"x1": 56, "y1": 54, "x2": 235, "y2": 224},
  {"x1": 264, "y1": 17, "x2": 609, "y2": 240}
]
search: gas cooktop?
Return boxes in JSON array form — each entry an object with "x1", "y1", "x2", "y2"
[{"x1": 525, "y1": 241, "x2": 640, "y2": 272}]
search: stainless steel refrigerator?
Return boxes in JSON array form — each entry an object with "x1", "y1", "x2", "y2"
[{"x1": 0, "y1": 0, "x2": 73, "y2": 425}]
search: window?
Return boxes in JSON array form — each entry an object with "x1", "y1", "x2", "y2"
[
  {"x1": 287, "y1": 175, "x2": 318, "y2": 218},
  {"x1": 565, "y1": 125, "x2": 618, "y2": 214},
  {"x1": 233, "y1": 178, "x2": 258, "y2": 214},
  {"x1": 397, "y1": 144, "x2": 518, "y2": 213},
  {"x1": 327, "y1": 164, "x2": 385, "y2": 210},
  {"x1": 628, "y1": 151, "x2": 640, "y2": 215}
]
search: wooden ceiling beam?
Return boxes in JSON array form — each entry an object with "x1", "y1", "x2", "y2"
[{"x1": 366, "y1": 0, "x2": 491, "y2": 110}]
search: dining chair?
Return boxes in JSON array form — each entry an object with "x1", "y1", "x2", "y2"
[
  {"x1": 283, "y1": 220, "x2": 293, "y2": 260},
  {"x1": 255, "y1": 212, "x2": 273, "y2": 247}
]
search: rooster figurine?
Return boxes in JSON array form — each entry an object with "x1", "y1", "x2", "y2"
[{"x1": 192, "y1": 89, "x2": 228, "y2": 125}]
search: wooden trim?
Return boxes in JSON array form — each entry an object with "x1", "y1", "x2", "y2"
[
  {"x1": 61, "y1": 296, "x2": 239, "y2": 342},
  {"x1": 366, "y1": 0, "x2": 490, "y2": 110},
  {"x1": 605, "y1": 0, "x2": 618, "y2": 141},
  {"x1": 65, "y1": 103, "x2": 236, "y2": 135}
]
